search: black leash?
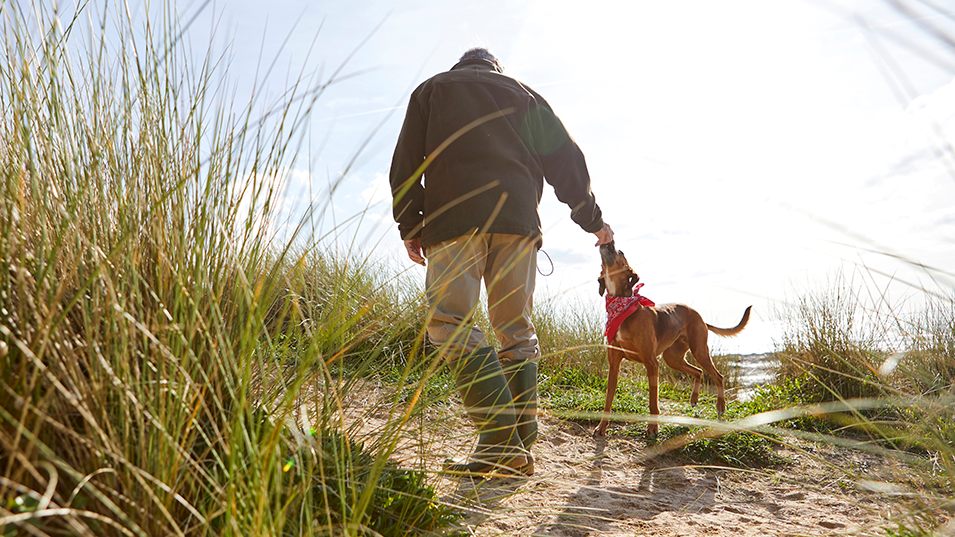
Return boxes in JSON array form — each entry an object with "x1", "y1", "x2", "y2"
[{"x1": 537, "y1": 249, "x2": 554, "y2": 276}]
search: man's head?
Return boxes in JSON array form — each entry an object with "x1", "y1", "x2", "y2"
[{"x1": 459, "y1": 47, "x2": 501, "y2": 69}]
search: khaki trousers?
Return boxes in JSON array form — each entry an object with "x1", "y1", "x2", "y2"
[{"x1": 424, "y1": 233, "x2": 540, "y2": 364}]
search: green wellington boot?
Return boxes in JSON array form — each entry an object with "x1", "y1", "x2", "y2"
[
  {"x1": 504, "y1": 360, "x2": 538, "y2": 475},
  {"x1": 443, "y1": 346, "x2": 530, "y2": 476}
]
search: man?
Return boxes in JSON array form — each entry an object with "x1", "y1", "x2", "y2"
[{"x1": 390, "y1": 47, "x2": 613, "y2": 476}]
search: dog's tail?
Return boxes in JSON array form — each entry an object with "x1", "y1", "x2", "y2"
[{"x1": 706, "y1": 306, "x2": 752, "y2": 337}]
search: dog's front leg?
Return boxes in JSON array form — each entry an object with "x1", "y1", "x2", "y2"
[{"x1": 593, "y1": 348, "x2": 624, "y2": 436}]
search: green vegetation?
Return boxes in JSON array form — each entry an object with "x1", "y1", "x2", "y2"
[
  {"x1": 281, "y1": 428, "x2": 464, "y2": 536},
  {"x1": 652, "y1": 425, "x2": 787, "y2": 468}
]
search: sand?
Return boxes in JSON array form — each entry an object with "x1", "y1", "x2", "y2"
[{"x1": 403, "y1": 410, "x2": 915, "y2": 536}]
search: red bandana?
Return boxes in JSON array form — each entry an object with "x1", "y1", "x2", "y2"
[{"x1": 605, "y1": 283, "x2": 655, "y2": 342}]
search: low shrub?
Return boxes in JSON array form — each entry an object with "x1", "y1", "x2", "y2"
[
  {"x1": 650, "y1": 425, "x2": 787, "y2": 469},
  {"x1": 283, "y1": 428, "x2": 464, "y2": 537}
]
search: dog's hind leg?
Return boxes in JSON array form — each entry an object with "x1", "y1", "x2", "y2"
[
  {"x1": 662, "y1": 338, "x2": 704, "y2": 405},
  {"x1": 686, "y1": 327, "x2": 726, "y2": 416}
]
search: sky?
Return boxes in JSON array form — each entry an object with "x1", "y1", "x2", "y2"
[{"x1": 166, "y1": 0, "x2": 955, "y2": 354}]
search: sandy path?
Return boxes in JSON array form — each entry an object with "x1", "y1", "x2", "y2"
[{"x1": 395, "y1": 411, "x2": 904, "y2": 536}]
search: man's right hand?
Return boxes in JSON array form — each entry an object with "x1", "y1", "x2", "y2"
[
  {"x1": 594, "y1": 223, "x2": 614, "y2": 246},
  {"x1": 404, "y1": 238, "x2": 426, "y2": 266}
]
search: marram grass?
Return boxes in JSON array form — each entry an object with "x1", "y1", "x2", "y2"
[{"x1": 0, "y1": 2, "x2": 459, "y2": 536}]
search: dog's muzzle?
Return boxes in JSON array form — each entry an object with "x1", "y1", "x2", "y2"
[{"x1": 599, "y1": 240, "x2": 618, "y2": 266}]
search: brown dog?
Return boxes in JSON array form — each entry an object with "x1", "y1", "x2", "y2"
[{"x1": 594, "y1": 241, "x2": 751, "y2": 437}]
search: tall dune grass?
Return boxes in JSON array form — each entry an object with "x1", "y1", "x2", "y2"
[
  {"x1": 776, "y1": 271, "x2": 893, "y2": 401},
  {"x1": 0, "y1": 3, "x2": 459, "y2": 536},
  {"x1": 765, "y1": 268, "x2": 955, "y2": 533},
  {"x1": 900, "y1": 292, "x2": 955, "y2": 396},
  {"x1": 533, "y1": 296, "x2": 605, "y2": 374}
]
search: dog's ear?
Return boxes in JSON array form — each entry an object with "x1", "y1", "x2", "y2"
[{"x1": 598, "y1": 276, "x2": 606, "y2": 296}]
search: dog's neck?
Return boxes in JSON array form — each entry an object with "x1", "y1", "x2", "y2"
[
  {"x1": 601, "y1": 266, "x2": 632, "y2": 297},
  {"x1": 606, "y1": 283, "x2": 653, "y2": 307}
]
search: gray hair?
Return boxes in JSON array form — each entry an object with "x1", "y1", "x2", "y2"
[{"x1": 459, "y1": 47, "x2": 499, "y2": 64}]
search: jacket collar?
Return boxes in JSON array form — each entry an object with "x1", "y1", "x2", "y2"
[{"x1": 450, "y1": 57, "x2": 504, "y2": 74}]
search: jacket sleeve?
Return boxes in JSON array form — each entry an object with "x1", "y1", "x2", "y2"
[
  {"x1": 389, "y1": 93, "x2": 427, "y2": 240},
  {"x1": 526, "y1": 100, "x2": 604, "y2": 233}
]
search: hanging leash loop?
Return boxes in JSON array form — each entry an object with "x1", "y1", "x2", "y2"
[{"x1": 537, "y1": 249, "x2": 554, "y2": 276}]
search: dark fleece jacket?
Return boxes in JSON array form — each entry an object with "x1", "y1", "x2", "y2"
[{"x1": 389, "y1": 58, "x2": 604, "y2": 249}]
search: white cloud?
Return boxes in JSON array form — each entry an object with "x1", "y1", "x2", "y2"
[
  {"x1": 910, "y1": 77, "x2": 955, "y2": 120},
  {"x1": 359, "y1": 172, "x2": 391, "y2": 207}
]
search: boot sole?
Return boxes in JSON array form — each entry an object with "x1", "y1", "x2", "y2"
[{"x1": 442, "y1": 456, "x2": 534, "y2": 478}]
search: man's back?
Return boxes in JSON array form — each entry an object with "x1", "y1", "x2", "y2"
[{"x1": 390, "y1": 56, "x2": 602, "y2": 249}]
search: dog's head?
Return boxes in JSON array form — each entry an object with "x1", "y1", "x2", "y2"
[{"x1": 597, "y1": 241, "x2": 640, "y2": 297}]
